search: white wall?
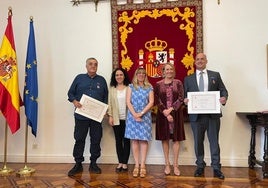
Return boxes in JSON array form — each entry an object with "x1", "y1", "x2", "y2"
[{"x1": 0, "y1": 0, "x2": 268, "y2": 167}]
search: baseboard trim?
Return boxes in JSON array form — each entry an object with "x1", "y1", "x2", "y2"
[{"x1": 0, "y1": 155, "x2": 249, "y2": 167}]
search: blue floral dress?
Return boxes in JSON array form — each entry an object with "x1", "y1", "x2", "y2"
[{"x1": 125, "y1": 84, "x2": 153, "y2": 141}]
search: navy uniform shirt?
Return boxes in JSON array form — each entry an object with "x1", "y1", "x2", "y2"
[{"x1": 68, "y1": 73, "x2": 108, "y2": 120}]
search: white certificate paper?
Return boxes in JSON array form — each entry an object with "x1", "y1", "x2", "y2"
[
  {"x1": 187, "y1": 91, "x2": 221, "y2": 114},
  {"x1": 75, "y1": 94, "x2": 108, "y2": 123}
]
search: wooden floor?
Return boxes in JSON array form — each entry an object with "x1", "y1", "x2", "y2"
[{"x1": 0, "y1": 163, "x2": 268, "y2": 187}]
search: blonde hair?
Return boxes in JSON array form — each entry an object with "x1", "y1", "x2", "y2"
[
  {"x1": 162, "y1": 62, "x2": 176, "y2": 78},
  {"x1": 132, "y1": 67, "x2": 152, "y2": 89}
]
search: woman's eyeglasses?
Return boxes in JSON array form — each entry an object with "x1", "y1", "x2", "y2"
[{"x1": 137, "y1": 72, "x2": 146, "y2": 75}]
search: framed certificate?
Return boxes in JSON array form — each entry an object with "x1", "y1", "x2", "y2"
[
  {"x1": 75, "y1": 94, "x2": 108, "y2": 123},
  {"x1": 187, "y1": 91, "x2": 221, "y2": 114}
]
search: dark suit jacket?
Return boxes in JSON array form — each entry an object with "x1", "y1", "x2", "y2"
[{"x1": 183, "y1": 70, "x2": 228, "y2": 122}]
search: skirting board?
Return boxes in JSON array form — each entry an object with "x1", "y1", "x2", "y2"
[{"x1": 0, "y1": 155, "x2": 250, "y2": 167}]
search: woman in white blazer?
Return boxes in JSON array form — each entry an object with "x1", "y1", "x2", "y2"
[{"x1": 108, "y1": 68, "x2": 131, "y2": 172}]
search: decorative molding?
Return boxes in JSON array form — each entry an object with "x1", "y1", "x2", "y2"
[{"x1": 70, "y1": 0, "x2": 107, "y2": 11}]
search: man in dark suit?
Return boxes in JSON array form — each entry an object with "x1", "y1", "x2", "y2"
[{"x1": 184, "y1": 53, "x2": 228, "y2": 179}]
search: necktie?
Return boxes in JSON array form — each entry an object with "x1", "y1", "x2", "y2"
[{"x1": 199, "y1": 72, "x2": 204, "y2": 91}]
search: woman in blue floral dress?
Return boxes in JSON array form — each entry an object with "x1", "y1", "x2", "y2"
[{"x1": 125, "y1": 67, "x2": 154, "y2": 178}]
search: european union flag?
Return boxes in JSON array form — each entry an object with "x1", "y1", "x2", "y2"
[{"x1": 24, "y1": 18, "x2": 38, "y2": 136}]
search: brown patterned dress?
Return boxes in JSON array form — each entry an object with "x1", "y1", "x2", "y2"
[{"x1": 154, "y1": 79, "x2": 186, "y2": 141}]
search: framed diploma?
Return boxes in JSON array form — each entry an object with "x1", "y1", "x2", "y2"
[
  {"x1": 187, "y1": 91, "x2": 221, "y2": 114},
  {"x1": 75, "y1": 94, "x2": 108, "y2": 123}
]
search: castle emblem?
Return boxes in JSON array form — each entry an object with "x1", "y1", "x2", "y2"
[{"x1": 138, "y1": 37, "x2": 175, "y2": 78}]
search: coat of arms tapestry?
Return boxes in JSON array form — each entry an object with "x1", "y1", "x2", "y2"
[{"x1": 111, "y1": 0, "x2": 203, "y2": 86}]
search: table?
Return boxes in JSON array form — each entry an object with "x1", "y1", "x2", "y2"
[{"x1": 236, "y1": 112, "x2": 268, "y2": 178}]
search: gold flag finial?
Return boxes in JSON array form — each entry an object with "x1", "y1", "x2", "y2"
[{"x1": 8, "y1": 7, "x2": 12, "y2": 16}]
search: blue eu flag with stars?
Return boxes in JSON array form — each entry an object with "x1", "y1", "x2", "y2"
[{"x1": 24, "y1": 18, "x2": 38, "y2": 136}]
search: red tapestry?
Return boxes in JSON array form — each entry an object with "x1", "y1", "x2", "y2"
[{"x1": 111, "y1": 0, "x2": 203, "y2": 86}]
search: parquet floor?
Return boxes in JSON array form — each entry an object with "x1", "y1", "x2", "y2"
[{"x1": 0, "y1": 163, "x2": 268, "y2": 187}]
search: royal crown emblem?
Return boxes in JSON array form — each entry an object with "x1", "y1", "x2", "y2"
[
  {"x1": 138, "y1": 37, "x2": 175, "y2": 78},
  {"x1": 145, "y1": 37, "x2": 168, "y2": 52}
]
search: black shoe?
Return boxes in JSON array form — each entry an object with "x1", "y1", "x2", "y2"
[
  {"x1": 115, "y1": 167, "x2": 122, "y2": 173},
  {"x1": 122, "y1": 167, "x2": 128, "y2": 172},
  {"x1": 194, "y1": 168, "x2": 204, "y2": 177},
  {"x1": 214, "y1": 169, "x2": 225, "y2": 179},
  {"x1": 68, "y1": 163, "x2": 83, "y2": 176},
  {"x1": 89, "y1": 163, "x2": 102, "y2": 174}
]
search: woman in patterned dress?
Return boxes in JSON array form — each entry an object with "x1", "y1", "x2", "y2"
[
  {"x1": 125, "y1": 67, "x2": 154, "y2": 178},
  {"x1": 154, "y1": 63, "x2": 185, "y2": 176}
]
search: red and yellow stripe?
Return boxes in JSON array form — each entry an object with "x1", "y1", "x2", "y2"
[{"x1": 0, "y1": 12, "x2": 21, "y2": 134}]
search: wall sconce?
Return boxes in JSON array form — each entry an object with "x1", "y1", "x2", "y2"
[{"x1": 70, "y1": 0, "x2": 107, "y2": 11}]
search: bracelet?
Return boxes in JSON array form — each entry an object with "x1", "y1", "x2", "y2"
[{"x1": 141, "y1": 111, "x2": 144, "y2": 115}]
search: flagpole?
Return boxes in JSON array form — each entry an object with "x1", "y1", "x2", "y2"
[
  {"x1": 16, "y1": 120, "x2": 35, "y2": 176},
  {"x1": 0, "y1": 7, "x2": 22, "y2": 176},
  {"x1": 17, "y1": 15, "x2": 37, "y2": 176},
  {"x1": 0, "y1": 121, "x2": 14, "y2": 176}
]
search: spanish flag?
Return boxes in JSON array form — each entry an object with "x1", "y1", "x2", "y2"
[{"x1": 0, "y1": 9, "x2": 22, "y2": 134}]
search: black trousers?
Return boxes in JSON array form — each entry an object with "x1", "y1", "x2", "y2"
[
  {"x1": 190, "y1": 115, "x2": 221, "y2": 170},
  {"x1": 113, "y1": 120, "x2": 130, "y2": 164},
  {"x1": 73, "y1": 118, "x2": 102, "y2": 164}
]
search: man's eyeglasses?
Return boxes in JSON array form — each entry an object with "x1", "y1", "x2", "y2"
[{"x1": 88, "y1": 62, "x2": 98, "y2": 66}]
